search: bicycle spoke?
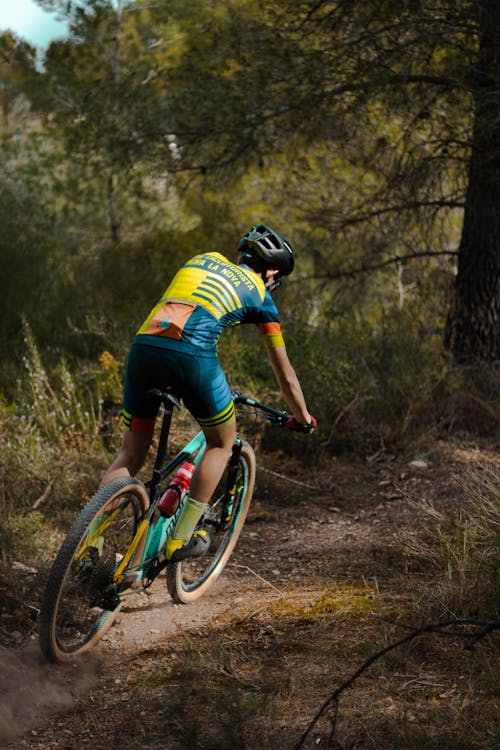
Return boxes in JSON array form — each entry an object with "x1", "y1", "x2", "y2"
[
  {"x1": 39, "y1": 478, "x2": 149, "y2": 662},
  {"x1": 167, "y1": 441, "x2": 256, "y2": 603}
]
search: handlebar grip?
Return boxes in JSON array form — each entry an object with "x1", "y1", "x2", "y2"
[
  {"x1": 286, "y1": 416, "x2": 317, "y2": 433},
  {"x1": 232, "y1": 392, "x2": 311, "y2": 431}
]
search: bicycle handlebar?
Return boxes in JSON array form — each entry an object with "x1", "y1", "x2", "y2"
[{"x1": 231, "y1": 391, "x2": 291, "y2": 426}]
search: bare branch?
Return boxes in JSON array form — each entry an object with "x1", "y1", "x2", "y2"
[
  {"x1": 27, "y1": 480, "x2": 54, "y2": 512},
  {"x1": 290, "y1": 250, "x2": 458, "y2": 285},
  {"x1": 293, "y1": 619, "x2": 500, "y2": 750},
  {"x1": 310, "y1": 199, "x2": 465, "y2": 229}
]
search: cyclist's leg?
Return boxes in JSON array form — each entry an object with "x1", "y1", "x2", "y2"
[
  {"x1": 100, "y1": 340, "x2": 161, "y2": 487},
  {"x1": 100, "y1": 429, "x2": 153, "y2": 486},
  {"x1": 166, "y1": 439, "x2": 256, "y2": 603},
  {"x1": 165, "y1": 419, "x2": 236, "y2": 559},
  {"x1": 189, "y1": 419, "x2": 237, "y2": 503},
  {"x1": 95, "y1": 430, "x2": 152, "y2": 554},
  {"x1": 166, "y1": 356, "x2": 236, "y2": 560}
]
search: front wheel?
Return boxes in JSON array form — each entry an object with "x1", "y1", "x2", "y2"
[
  {"x1": 38, "y1": 477, "x2": 149, "y2": 663},
  {"x1": 166, "y1": 440, "x2": 256, "y2": 603}
]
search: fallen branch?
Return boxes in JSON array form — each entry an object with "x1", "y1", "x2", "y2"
[
  {"x1": 27, "y1": 480, "x2": 54, "y2": 512},
  {"x1": 322, "y1": 393, "x2": 374, "y2": 446},
  {"x1": 293, "y1": 618, "x2": 500, "y2": 750},
  {"x1": 258, "y1": 466, "x2": 323, "y2": 492},
  {"x1": 229, "y1": 563, "x2": 285, "y2": 596}
]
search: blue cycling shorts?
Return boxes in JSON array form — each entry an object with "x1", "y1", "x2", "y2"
[{"x1": 121, "y1": 339, "x2": 235, "y2": 434}]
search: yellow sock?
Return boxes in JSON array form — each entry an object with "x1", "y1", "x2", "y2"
[
  {"x1": 165, "y1": 497, "x2": 206, "y2": 560},
  {"x1": 172, "y1": 496, "x2": 206, "y2": 543}
]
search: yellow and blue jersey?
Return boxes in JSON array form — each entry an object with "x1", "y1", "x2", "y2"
[{"x1": 136, "y1": 252, "x2": 285, "y2": 354}]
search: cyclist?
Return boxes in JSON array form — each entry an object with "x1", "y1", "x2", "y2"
[{"x1": 100, "y1": 224, "x2": 316, "y2": 561}]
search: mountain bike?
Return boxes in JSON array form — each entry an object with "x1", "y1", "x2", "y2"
[{"x1": 38, "y1": 390, "x2": 292, "y2": 663}]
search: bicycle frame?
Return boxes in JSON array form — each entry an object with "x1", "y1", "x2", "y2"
[
  {"x1": 140, "y1": 430, "x2": 206, "y2": 567},
  {"x1": 112, "y1": 427, "x2": 207, "y2": 588},
  {"x1": 104, "y1": 390, "x2": 290, "y2": 590},
  {"x1": 39, "y1": 389, "x2": 292, "y2": 663}
]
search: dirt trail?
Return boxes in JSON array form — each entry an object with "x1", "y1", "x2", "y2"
[{"x1": 0, "y1": 440, "x2": 495, "y2": 749}]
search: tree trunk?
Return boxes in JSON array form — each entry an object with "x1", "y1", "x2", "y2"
[
  {"x1": 107, "y1": 169, "x2": 120, "y2": 244},
  {"x1": 446, "y1": 0, "x2": 500, "y2": 363}
]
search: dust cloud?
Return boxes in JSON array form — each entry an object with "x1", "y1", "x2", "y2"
[{"x1": 0, "y1": 643, "x2": 99, "y2": 747}]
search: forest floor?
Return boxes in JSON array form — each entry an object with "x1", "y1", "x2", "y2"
[{"x1": 0, "y1": 435, "x2": 498, "y2": 750}]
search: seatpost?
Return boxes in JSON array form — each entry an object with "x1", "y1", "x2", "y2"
[{"x1": 150, "y1": 403, "x2": 174, "y2": 501}]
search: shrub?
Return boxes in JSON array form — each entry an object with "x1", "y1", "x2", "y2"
[
  {"x1": 0, "y1": 327, "x2": 121, "y2": 566},
  {"x1": 241, "y1": 295, "x2": 451, "y2": 457},
  {"x1": 406, "y1": 457, "x2": 500, "y2": 620}
]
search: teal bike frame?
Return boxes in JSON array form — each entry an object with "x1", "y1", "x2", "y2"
[
  {"x1": 38, "y1": 388, "x2": 291, "y2": 663},
  {"x1": 141, "y1": 429, "x2": 206, "y2": 569},
  {"x1": 111, "y1": 389, "x2": 251, "y2": 592}
]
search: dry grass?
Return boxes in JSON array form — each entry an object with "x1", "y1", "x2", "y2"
[
  {"x1": 1, "y1": 438, "x2": 498, "y2": 750},
  {"x1": 11, "y1": 588, "x2": 497, "y2": 750}
]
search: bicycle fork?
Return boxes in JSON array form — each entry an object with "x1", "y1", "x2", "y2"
[{"x1": 223, "y1": 438, "x2": 243, "y2": 522}]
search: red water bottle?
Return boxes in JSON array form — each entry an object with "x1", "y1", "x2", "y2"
[{"x1": 157, "y1": 461, "x2": 195, "y2": 517}]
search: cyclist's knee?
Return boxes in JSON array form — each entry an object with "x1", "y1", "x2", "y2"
[{"x1": 203, "y1": 420, "x2": 236, "y2": 452}]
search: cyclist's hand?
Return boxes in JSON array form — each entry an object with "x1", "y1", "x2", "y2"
[{"x1": 286, "y1": 415, "x2": 317, "y2": 433}]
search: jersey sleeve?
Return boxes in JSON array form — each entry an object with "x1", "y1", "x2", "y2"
[
  {"x1": 258, "y1": 321, "x2": 285, "y2": 349},
  {"x1": 256, "y1": 290, "x2": 285, "y2": 349}
]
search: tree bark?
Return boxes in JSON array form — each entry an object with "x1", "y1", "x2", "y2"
[
  {"x1": 446, "y1": 0, "x2": 500, "y2": 363},
  {"x1": 107, "y1": 169, "x2": 120, "y2": 244}
]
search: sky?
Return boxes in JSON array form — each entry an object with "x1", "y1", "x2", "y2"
[{"x1": 0, "y1": 0, "x2": 69, "y2": 48}]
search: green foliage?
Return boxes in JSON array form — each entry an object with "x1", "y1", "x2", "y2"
[
  {"x1": 216, "y1": 268, "x2": 455, "y2": 462},
  {"x1": 0, "y1": 76, "x2": 73, "y2": 376},
  {"x1": 0, "y1": 0, "x2": 495, "y2": 454},
  {"x1": 0, "y1": 181, "x2": 70, "y2": 381},
  {"x1": 261, "y1": 277, "x2": 450, "y2": 454},
  {"x1": 37, "y1": 0, "x2": 214, "y2": 243},
  {"x1": 68, "y1": 224, "x2": 235, "y2": 355},
  {"x1": 360, "y1": 303, "x2": 448, "y2": 438},
  {"x1": 21, "y1": 323, "x2": 101, "y2": 444},
  {"x1": 3, "y1": 0, "x2": 495, "y2": 361},
  {"x1": 432, "y1": 363, "x2": 500, "y2": 438},
  {"x1": 0, "y1": 31, "x2": 39, "y2": 114},
  {"x1": 0, "y1": 327, "x2": 120, "y2": 564}
]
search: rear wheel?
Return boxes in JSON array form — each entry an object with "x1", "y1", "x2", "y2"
[
  {"x1": 166, "y1": 440, "x2": 256, "y2": 603},
  {"x1": 38, "y1": 477, "x2": 149, "y2": 663}
]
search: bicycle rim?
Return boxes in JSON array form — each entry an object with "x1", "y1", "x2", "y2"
[
  {"x1": 38, "y1": 477, "x2": 149, "y2": 662},
  {"x1": 166, "y1": 441, "x2": 256, "y2": 603}
]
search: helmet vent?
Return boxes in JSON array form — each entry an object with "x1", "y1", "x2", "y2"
[{"x1": 237, "y1": 223, "x2": 295, "y2": 276}]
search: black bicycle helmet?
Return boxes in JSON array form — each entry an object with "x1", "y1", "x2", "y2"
[{"x1": 237, "y1": 224, "x2": 295, "y2": 276}]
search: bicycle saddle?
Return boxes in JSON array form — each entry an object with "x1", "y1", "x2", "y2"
[{"x1": 146, "y1": 388, "x2": 182, "y2": 409}]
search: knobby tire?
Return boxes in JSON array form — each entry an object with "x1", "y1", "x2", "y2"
[
  {"x1": 38, "y1": 477, "x2": 149, "y2": 663},
  {"x1": 166, "y1": 440, "x2": 256, "y2": 603}
]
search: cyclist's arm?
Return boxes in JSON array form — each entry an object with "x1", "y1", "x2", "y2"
[{"x1": 266, "y1": 345, "x2": 312, "y2": 425}]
